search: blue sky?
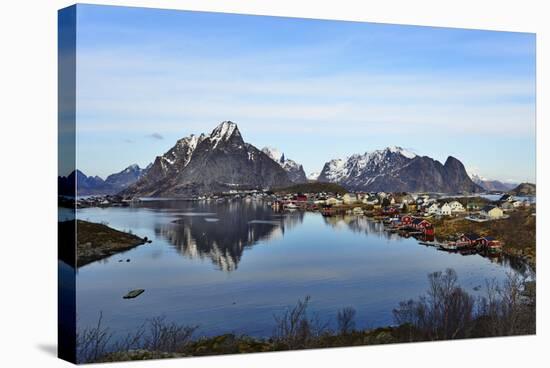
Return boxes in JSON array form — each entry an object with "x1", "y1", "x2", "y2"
[{"x1": 71, "y1": 4, "x2": 536, "y2": 182}]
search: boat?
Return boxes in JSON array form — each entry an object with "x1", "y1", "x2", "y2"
[{"x1": 438, "y1": 242, "x2": 458, "y2": 251}]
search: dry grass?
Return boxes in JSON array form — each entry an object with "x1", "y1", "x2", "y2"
[{"x1": 430, "y1": 208, "x2": 536, "y2": 263}]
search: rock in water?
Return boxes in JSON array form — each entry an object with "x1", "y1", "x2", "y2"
[{"x1": 123, "y1": 289, "x2": 145, "y2": 299}]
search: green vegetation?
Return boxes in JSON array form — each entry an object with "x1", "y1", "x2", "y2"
[
  {"x1": 273, "y1": 182, "x2": 347, "y2": 194},
  {"x1": 78, "y1": 268, "x2": 535, "y2": 363},
  {"x1": 59, "y1": 220, "x2": 148, "y2": 267}
]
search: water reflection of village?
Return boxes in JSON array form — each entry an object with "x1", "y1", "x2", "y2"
[
  {"x1": 154, "y1": 200, "x2": 531, "y2": 275},
  {"x1": 155, "y1": 201, "x2": 304, "y2": 271},
  {"x1": 322, "y1": 215, "x2": 401, "y2": 240}
]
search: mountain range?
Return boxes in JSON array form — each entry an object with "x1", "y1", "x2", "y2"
[
  {"x1": 60, "y1": 121, "x2": 495, "y2": 197},
  {"x1": 59, "y1": 164, "x2": 147, "y2": 196},
  {"x1": 469, "y1": 173, "x2": 517, "y2": 192},
  {"x1": 317, "y1": 146, "x2": 482, "y2": 193}
]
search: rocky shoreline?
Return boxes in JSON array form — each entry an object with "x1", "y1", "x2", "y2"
[{"x1": 59, "y1": 220, "x2": 150, "y2": 267}]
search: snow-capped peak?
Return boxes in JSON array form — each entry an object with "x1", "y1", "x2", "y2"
[
  {"x1": 261, "y1": 146, "x2": 283, "y2": 162},
  {"x1": 123, "y1": 164, "x2": 140, "y2": 173},
  {"x1": 319, "y1": 146, "x2": 418, "y2": 184},
  {"x1": 467, "y1": 170, "x2": 487, "y2": 182},
  {"x1": 209, "y1": 121, "x2": 240, "y2": 148},
  {"x1": 211, "y1": 121, "x2": 238, "y2": 140},
  {"x1": 261, "y1": 146, "x2": 307, "y2": 182},
  {"x1": 387, "y1": 146, "x2": 417, "y2": 159},
  {"x1": 321, "y1": 158, "x2": 348, "y2": 182}
]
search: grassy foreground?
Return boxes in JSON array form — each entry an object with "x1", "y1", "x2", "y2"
[{"x1": 78, "y1": 269, "x2": 535, "y2": 364}]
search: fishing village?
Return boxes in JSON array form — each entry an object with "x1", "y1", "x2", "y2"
[
  {"x1": 266, "y1": 185, "x2": 536, "y2": 266},
  {"x1": 63, "y1": 181, "x2": 536, "y2": 268}
]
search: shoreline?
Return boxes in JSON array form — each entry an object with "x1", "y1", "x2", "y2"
[{"x1": 59, "y1": 219, "x2": 150, "y2": 267}]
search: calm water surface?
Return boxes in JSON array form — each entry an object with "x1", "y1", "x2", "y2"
[{"x1": 75, "y1": 200, "x2": 529, "y2": 339}]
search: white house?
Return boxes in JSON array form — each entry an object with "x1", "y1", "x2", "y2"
[
  {"x1": 326, "y1": 197, "x2": 343, "y2": 206},
  {"x1": 342, "y1": 193, "x2": 358, "y2": 205},
  {"x1": 448, "y1": 201, "x2": 465, "y2": 213},
  {"x1": 427, "y1": 203, "x2": 440, "y2": 215},
  {"x1": 437, "y1": 203, "x2": 452, "y2": 216},
  {"x1": 512, "y1": 200, "x2": 523, "y2": 208}
]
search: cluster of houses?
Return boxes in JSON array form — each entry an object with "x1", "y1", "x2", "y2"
[
  {"x1": 386, "y1": 214, "x2": 502, "y2": 252},
  {"x1": 499, "y1": 194, "x2": 532, "y2": 210},
  {"x1": 459, "y1": 233, "x2": 502, "y2": 251},
  {"x1": 270, "y1": 190, "x2": 517, "y2": 221},
  {"x1": 398, "y1": 215, "x2": 435, "y2": 236},
  {"x1": 74, "y1": 195, "x2": 130, "y2": 208},
  {"x1": 426, "y1": 201, "x2": 465, "y2": 216}
]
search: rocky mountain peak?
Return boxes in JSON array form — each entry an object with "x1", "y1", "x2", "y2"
[
  {"x1": 121, "y1": 121, "x2": 294, "y2": 197},
  {"x1": 261, "y1": 146, "x2": 307, "y2": 183},
  {"x1": 209, "y1": 121, "x2": 242, "y2": 147}
]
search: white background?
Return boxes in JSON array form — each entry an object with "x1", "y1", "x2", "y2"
[{"x1": 0, "y1": 0, "x2": 547, "y2": 367}]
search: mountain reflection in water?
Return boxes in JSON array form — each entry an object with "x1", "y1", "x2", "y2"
[
  {"x1": 154, "y1": 201, "x2": 304, "y2": 271},
  {"x1": 75, "y1": 200, "x2": 531, "y2": 340}
]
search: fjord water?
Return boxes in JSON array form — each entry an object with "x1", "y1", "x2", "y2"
[{"x1": 76, "y1": 200, "x2": 528, "y2": 339}]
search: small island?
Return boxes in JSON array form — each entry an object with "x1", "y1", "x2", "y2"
[{"x1": 59, "y1": 220, "x2": 149, "y2": 267}]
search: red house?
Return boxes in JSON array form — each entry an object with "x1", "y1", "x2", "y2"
[
  {"x1": 424, "y1": 225, "x2": 435, "y2": 236},
  {"x1": 460, "y1": 233, "x2": 480, "y2": 247},
  {"x1": 478, "y1": 236, "x2": 502, "y2": 250},
  {"x1": 412, "y1": 218, "x2": 432, "y2": 230},
  {"x1": 401, "y1": 215, "x2": 413, "y2": 225},
  {"x1": 294, "y1": 194, "x2": 308, "y2": 202}
]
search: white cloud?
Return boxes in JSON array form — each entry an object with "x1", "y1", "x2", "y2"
[{"x1": 75, "y1": 49, "x2": 535, "y2": 139}]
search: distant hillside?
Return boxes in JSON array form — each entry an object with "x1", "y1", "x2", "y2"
[
  {"x1": 274, "y1": 182, "x2": 347, "y2": 194},
  {"x1": 509, "y1": 182, "x2": 536, "y2": 196},
  {"x1": 470, "y1": 173, "x2": 516, "y2": 192}
]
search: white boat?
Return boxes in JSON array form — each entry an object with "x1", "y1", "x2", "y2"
[{"x1": 285, "y1": 203, "x2": 298, "y2": 211}]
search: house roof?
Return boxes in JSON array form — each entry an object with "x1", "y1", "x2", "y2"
[
  {"x1": 463, "y1": 233, "x2": 480, "y2": 241},
  {"x1": 412, "y1": 218, "x2": 430, "y2": 225},
  {"x1": 481, "y1": 205, "x2": 497, "y2": 212}
]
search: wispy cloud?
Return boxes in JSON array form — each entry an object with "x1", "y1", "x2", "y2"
[{"x1": 147, "y1": 133, "x2": 164, "y2": 140}]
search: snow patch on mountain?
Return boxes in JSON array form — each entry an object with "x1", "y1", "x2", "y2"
[
  {"x1": 388, "y1": 146, "x2": 417, "y2": 159},
  {"x1": 261, "y1": 146, "x2": 307, "y2": 183},
  {"x1": 261, "y1": 147, "x2": 283, "y2": 162},
  {"x1": 307, "y1": 172, "x2": 320, "y2": 181},
  {"x1": 209, "y1": 121, "x2": 239, "y2": 148}
]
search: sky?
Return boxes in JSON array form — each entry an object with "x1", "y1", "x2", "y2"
[{"x1": 69, "y1": 4, "x2": 536, "y2": 183}]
